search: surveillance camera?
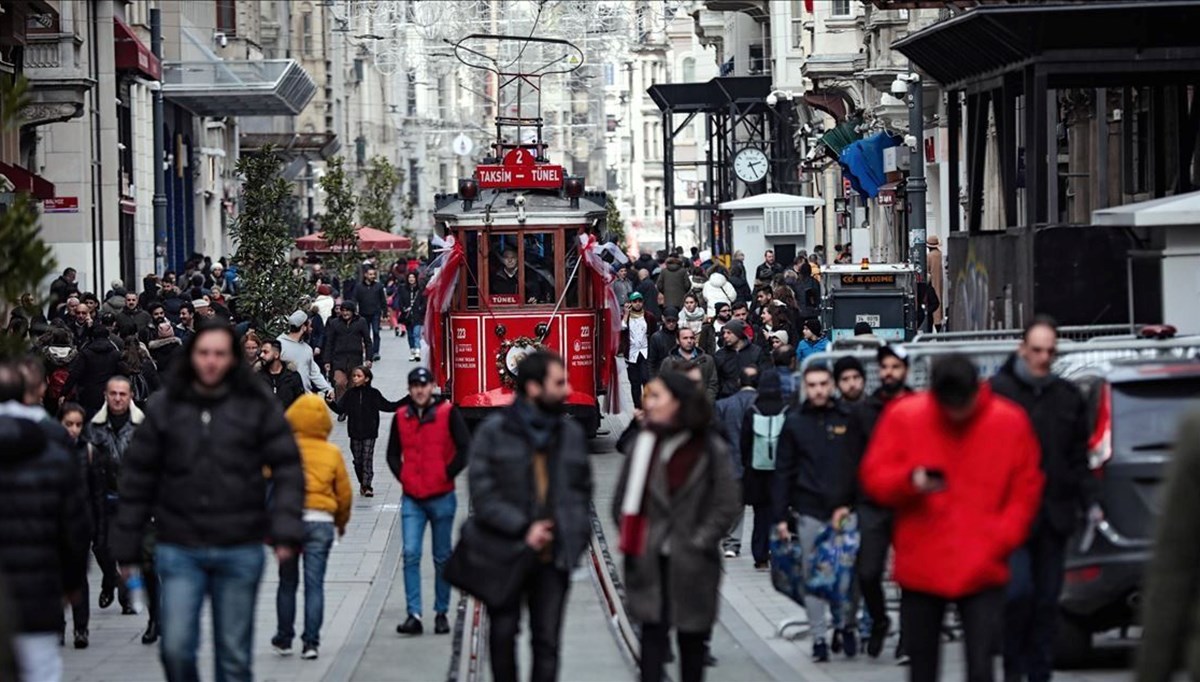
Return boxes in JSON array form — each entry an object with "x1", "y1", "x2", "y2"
[
  {"x1": 766, "y1": 93, "x2": 778, "y2": 107},
  {"x1": 890, "y1": 77, "x2": 908, "y2": 96},
  {"x1": 514, "y1": 194, "x2": 527, "y2": 207},
  {"x1": 903, "y1": 134, "x2": 917, "y2": 149},
  {"x1": 215, "y1": 31, "x2": 228, "y2": 48}
]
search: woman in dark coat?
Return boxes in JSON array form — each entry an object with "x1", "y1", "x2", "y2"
[
  {"x1": 397, "y1": 271, "x2": 427, "y2": 362},
  {"x1": 739, "y1": 372, "x2": 788, "y2": 569},
  {"x1": 613, "y1": 371, "x2": 741, "y2": 682}
]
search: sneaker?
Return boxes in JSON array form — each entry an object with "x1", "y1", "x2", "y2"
[
  {"x1": 896, "y1": 640, "x2": 910, "y2": 666},
  {"x1": 812, "y1": 639, "x2": 830, "y2": 663},
  {"x1": 753, "y1": 561, "x2": 769, "y2": 571},
  {"x1": 843, "y1": 628, "x2": 858, "y2": 658},
  {"x1": 396, "y1": 615, "x2": 424, "y2": 635},
  {"x1": 141, "y1": 620, "x2": 159, "y2": 645},
  {"x1": 831, "y1": 628, "x2": 843, "y2": 654},
  {"x1": 435, "y1": 613, "x2": 450, "y2": 635},
  {"x1": 271, "y1": 636, "x2": 293, "y2": 656},
  {"x1": 301, "y1": 645, "x2": 318, "y2": 660},
  {"x1": 74, "y1": 629, "x2": 89, "y2": 650},
  {"x1": 723, "y1": 549, "x2": 736, "y2": 559},
  {"x1": 98, "y1": 587, "x2": 114, "y2": 609},
  {"x1": 867, "y1": 617, "x2": 890, "y2": 658},
  {"x1": 362, "y1": 487, "x2": 374, "y2": 498}
]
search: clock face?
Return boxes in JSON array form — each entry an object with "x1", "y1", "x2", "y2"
[{"x1": 734, "y1": 147, "x2": 769, "y2": 184}]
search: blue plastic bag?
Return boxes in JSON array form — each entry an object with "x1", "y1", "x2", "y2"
[
  {"x1": 805, "y1": 520, "x2": 861, "y2": 612},
  {"x1": 769, "y1": 534, "x2": 807, "y2": 607}
]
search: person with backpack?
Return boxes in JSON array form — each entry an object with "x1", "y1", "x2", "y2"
[
  {"x1": 739, "y1": 372, "x2": 788, "y2": 571},
  {"x1": 119, "y1": 334, "x2": 158, "y2": 409},
  {"x1": 325, "y1": 365, "x2": 403, "y2": 498},
  {"x1": 64, "y1": 324, "x2": 123, "y2": 417},
  {"x1": 714, "y1": 367, "x2": 758, "y2": 560}
]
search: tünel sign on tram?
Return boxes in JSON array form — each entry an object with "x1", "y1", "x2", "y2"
[{"x1": 475, "y1": 147, "x2": 565, "y2": 190}]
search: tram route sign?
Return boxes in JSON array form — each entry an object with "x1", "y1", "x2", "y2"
[{"x1": 476, "y1": 148, "x2": 565, "y2": 190}]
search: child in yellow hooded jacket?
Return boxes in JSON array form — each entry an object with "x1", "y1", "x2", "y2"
[{"x1": 272, "y1": 394, "x2": 352, "y2": 659}]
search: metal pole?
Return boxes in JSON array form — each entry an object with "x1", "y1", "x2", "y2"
[
  {"x1": 907, "y1": 66, "x2": 927, "y2": 282},
  {"x1": 151, "y1": 8, "x2": 167, "y2": 274}
]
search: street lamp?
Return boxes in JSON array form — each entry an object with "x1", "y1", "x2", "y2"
[{"x1": 891, "y1": 70, "x2": 927, "y2": 284}]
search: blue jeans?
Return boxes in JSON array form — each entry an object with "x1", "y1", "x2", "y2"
[
  {"x1": 275, "y1": 521, "x2": 335, "y2": 647},
  {"x1": 408, "y1": 323, "x2": 423, "y2": 351},
  {"x1": 402, "y1": 492, "x2": 457, "y2": 616},
  {"x1": 156, "y1": 543, "x2": 265, "y2": 682},
  {"x1": 364, "y1": 312, "x2": 382, "y2": 357}
]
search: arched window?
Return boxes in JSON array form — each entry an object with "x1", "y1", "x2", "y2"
[{"x1": 681, "y1": 56, "x2": 696, "y2": 83}]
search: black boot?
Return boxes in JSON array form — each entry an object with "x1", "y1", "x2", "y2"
[
  {"x1": 396, "y1": 615, "x2": 423, "y2": 635},
  {"x1": 74, "y1": 629, "x2": 89, "y2": 649},
  {"x1": 142, "y1": 620, "x2": 159, "y2": 645}
]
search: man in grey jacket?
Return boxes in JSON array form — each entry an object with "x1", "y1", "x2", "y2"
[{"x1": 278, "y1": 311, "x2": 333, "y2": 397}]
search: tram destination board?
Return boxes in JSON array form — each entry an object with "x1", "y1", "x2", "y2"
[
  {"x1": 840, "y1": 273, "x2": 897, "y2": 286},
  {"x1": 476, "y1": 148, "x2": 565, "y2": 190}
]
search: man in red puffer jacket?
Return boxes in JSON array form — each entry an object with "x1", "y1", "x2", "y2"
[
  {"x1": 385, "y1": 367, "x2": 470, "y2": 638},
  {"x1": 862, "y1": 354, "x2": 1043, "y2": 682}
]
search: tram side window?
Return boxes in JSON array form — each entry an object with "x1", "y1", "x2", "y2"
[
  {"x1": 464, "y1": 230, "x2": 480, "y2": 309},
  {"x1": 488, "y1": 234, "x2": 556, "y2": 305}
]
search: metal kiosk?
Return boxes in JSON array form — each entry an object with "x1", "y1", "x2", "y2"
[{"x1": 821, "y1": 262, "x2": 917, "y2": 341}]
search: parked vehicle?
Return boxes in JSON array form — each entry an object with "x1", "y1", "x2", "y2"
[{"x1": 1056, "y1": 361, "x2": 1200, "y2": 665}]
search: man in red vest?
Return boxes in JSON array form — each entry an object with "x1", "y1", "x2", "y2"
[{"x1": 386, "y1": 367, "x2": 470, "y2": 636}]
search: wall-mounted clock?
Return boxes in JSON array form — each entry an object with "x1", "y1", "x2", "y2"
[{"x1": 733, "y1": 147, "x2": 769, "y2": 184}]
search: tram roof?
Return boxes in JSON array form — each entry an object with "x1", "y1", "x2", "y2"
[{"x1": 433, "y1": 188, "x2": 607, "y2": 227}]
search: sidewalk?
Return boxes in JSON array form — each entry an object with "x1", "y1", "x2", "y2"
[{"x1": 61, "y1": 332, "x2": 419, "y2": 682}]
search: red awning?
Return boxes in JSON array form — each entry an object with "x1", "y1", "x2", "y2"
[
  {"x1": 295, "y1": 226, "x2": 413, "y2": 252},
  {"x1": 0, "y1": 162, "x2": 56, "y2": 200},
  {"x1": 114, "y1": 17, "x2": 161, "y2": 81}
]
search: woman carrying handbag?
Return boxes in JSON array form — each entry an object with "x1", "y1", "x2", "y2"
[{"x1": 613, "y1": 371, "x2": 741, "y2": 682}]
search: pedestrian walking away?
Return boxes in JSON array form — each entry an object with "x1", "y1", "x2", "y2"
[
  {"x1": 990, "y1": 318, "x2": 1094, "y2": 682},
  {"x1": 833, "y1": 344, "x2": 913, "y2": 660},
  {"x1": 109, "y1": 321, "x2": 306, "y2": 682},
  {"x1": 713, "y1": 367, "x2": 759, "y2": 560},
  {"x1": 387, "y1": 366, "x2": 470, "y2": 637},
  {"x1": 614, "y1": 371, "x2": 741, "y2": 682},
  {"x1": 272, "y1": 394, "x2": 352, "y2": 660},
  {"x1": 772, "y1": 363, "x2": 854, "y2": 662},
  {"x1": 468, "y1": 352, "x2": 593, "y2": 682},
  {"x1": 861, "y1": 354, "x2": 1044, "y2": 682},
  {"x1": 326, "y1": 365, "x2": 402, "y2": 497},
  {"x1": 738, "y1": 371, "x2": 787, "y2": 570}
]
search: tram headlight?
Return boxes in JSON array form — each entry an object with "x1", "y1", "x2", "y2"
[
  {"x1": 458, "y1": 178, "x2": 479, "y2": 201},
  {"x1": 564, "y1": 176, "x2": 584, "y2": 198}
]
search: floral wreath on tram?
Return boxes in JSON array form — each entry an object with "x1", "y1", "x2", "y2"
[{"x1": 496, "y1": 336, "x2": 547, "y2": 388}]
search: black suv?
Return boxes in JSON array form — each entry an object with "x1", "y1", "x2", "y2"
[{"x1": 1055, "y1": 361, "x2": 1200, "y2": 665}]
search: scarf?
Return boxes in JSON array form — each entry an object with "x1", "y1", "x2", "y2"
[
  {"x1": 679, "y1": 307, "x2": 705, "y2": 334},
  {"x1": 1014, "y1": 356, "x2": 1055, "y2": 392},
  {"x1": 619, "y1": 429, "x2": 690, "y2": 557}
]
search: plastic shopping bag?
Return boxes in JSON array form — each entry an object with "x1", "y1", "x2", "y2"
[
  {"x1": 805, "y1": 518, "x2": 861, "y2": 609},
  {"x1": 769, "y1": 533, "x2": 807, "y2": 607}
]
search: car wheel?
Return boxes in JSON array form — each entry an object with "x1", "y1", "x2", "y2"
[{"x1": 1053, "y1": 613, "x2": 1093, "y2": 669}]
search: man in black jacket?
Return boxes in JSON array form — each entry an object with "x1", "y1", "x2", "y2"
[
  {"x1": 714, "y1": 319, "x2": 772, "y2": 399},
  {"x1": 256, "y1": 339, "x2": 305, "y2": 409},
  {"x1": 112, "y1": 321, "x2": 305, "y2": 682},
  {"x1": 323, "y1": 300, "x2": 372, "y2": 400},
  {"x1": 647, "y1": 306, "x2": 679, "y2": 376},
  {"x1": 469, "y1": 352, "x2": 593, "y2": 682},
  {"x1": 832, "y1": 344, "x2": 914, "y2": 659},
  {"x1": 115, "y1": 292, "x2": 152, "y2": 339},
  {"x1": 991, "y1": 318, "x2": 1093, "y2": 682},
  {"x1": 0, "y1": 363, "x2": 89, "y2": 681},
  {"x1": 352, "y1": 266, "x2": 389, "y2": 362},
  {"x1": 773, "y1": 364, "x2": 852, "y2": 663}
]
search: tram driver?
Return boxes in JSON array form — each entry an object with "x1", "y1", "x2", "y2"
[{"x1": 490, "y1": 246, "x2": 551, "y2": 304}]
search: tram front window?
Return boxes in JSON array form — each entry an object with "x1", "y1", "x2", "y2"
[{"x1": 488, "y1": 234, "x2": 555, "y2": 305}]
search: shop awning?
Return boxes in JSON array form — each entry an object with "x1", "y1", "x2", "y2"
[
  {"x1": 1091, "y1": 190, "x2": 1200, "y2": 228},
  {"x1": 162, "y1": 59, "x2": 317, "y2": 116},
  {"x1": 296, "y1": 226, "x2": 413, "y2": 253},
  {"x1": 114, "y1": 17, "x2": 161, "y2": 81},
  {"x1": 839, "y1": 133, "x2": 902, "y2": 198},
  {"x1": 0, "y1": 162, "x2": 56, "y2": 200}
]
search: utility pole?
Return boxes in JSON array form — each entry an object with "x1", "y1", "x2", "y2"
[
  {"x1": 906, "y1": 65, "x2": 927, "y2": 282},
  {"x1": 151, "y1": 8, "x2": 168, "y2": 274}
]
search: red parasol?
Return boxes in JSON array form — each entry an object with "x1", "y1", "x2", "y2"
[{"x1": 295, "y1": 226, "x2": 413, "y2": 252}]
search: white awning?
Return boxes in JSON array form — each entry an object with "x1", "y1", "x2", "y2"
[
  {"x1": 1091, "y1": 190, "x2": 1200, "y2": 228},
  {"x1": 719, "y1": 192, "x2": 825, "y2": 211}
]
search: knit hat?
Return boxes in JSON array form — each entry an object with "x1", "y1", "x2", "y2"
[
  {"x1": 713, "y1": 301, "x2": 730, "y2": 315},
  {"x1": 833, "y1": 355, "x2": 865, "y2": 381},
  {"x1": 724, "y1": 319, "x2": 749, "y2": 342},
  {"x1": 287, "y1": 310, "x2": 309, "y2": 328},
  {"x1": 803, "y1": 318, "x2": 822, "y2": 337},
  {"x1": 662, "y1": 307, "x2": 680, "y2": 323},
  {"x1": 317, "y1": 284, "x2": 333, "y2": 296}
]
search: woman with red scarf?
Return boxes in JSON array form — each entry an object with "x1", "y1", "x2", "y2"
[{"x1": 613, "y1": 371, "x2": 741, "y2": 682}]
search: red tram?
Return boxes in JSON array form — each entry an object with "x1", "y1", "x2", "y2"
[{"x1": 422, "y1": 35, "x2": 622, "y2": 435}]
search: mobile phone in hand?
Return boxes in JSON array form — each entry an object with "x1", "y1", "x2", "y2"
[{"x1": 924, "y1": 468, "x2": 947, "y2": 491}]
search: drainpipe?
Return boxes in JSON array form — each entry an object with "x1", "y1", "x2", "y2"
[
  {"x1": 151, "y1": 8, "x2": 167, "y2": 274},
  {"x1": 907, "y1": 64, "x2": 927, "y2": 282}
]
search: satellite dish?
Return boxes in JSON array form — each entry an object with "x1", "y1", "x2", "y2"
[{"x1": 452, "y1": 133, "x2": 474, "y2": 157}]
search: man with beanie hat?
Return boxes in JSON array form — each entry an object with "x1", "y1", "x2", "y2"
[
  {"x1": 834, "y1": 356, "x2": 866, "y2": 404},
  {"x1": 714, "y1": 319, "x2": 771, "y2": 399},
  {"x1": 833, "y1": 343, "x2": 914, "y2": 659},
  {"x1": 796, "y1": 319, "x2": 830, "y2": 363},
  {"x1": 322, "y1": 301, "x2": 372, "y2": 399},
  {"x1": 700, "y1": 301, "x2": 732, "y2": 355},
  {"x1": 648, "y1": 307, "x2": 680, "y2": 376},
  {"x1": 279, "y1": 311, "x2": 333, "y2": 396}
]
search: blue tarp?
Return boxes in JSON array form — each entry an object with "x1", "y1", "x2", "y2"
[{"x1": 839, "y1": 132, "x2": 902, "y2": 198}]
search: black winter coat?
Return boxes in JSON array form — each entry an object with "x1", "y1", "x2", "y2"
[
  {"x1": 83, "y1": 404, "x2": 144, "y2": 496},
  {"x1": 714, "y1": 342, "x2": 772, "y2": 399},
  {"x1": 772, "y1": 400, "x2": 852, "y2": 522},
  {"x1": 0, "y1": 417, "x2": 89, "y2": 633},
  {"x1": 110, "y1": 376, "x2": 306, "y2": 563},
  {"x1": 323, "y1": 315, "x2": 372, "y2": 369},
  {"x1": 258, "y1": 365, "x2": 306, "y2": 409},
  {"x1": 395, "y1": 284, "x2": 427, "y2": 327},
  {"x1": 328, "y1": 385, "x2": 403, "y2": 440},
  {"x1": 352, "y1": 280, "x2": 389, "y2": 317},
  {"x1": 65, "y1": 335, "x2": 123, "y2": 416},
  {"x1": 833, "y1": 387, "x2": 912, "y2": 527},
  {"x1": 990, "y1": 355, "x2": 1094, "y2": 536},
  {"x1": 647, "y1": 328, "x2": 677, "y2": 376},
  {"x1": 468, "y1": 402, "x2": 593, "y2": 573}
]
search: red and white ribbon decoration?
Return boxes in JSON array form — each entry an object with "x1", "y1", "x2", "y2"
[
  {"x1": 578, "y1": 233, "x2": 624, "y2": 414},
  {"x1": 423, "y1": 235, "x2": 465, "y2": 387}
]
